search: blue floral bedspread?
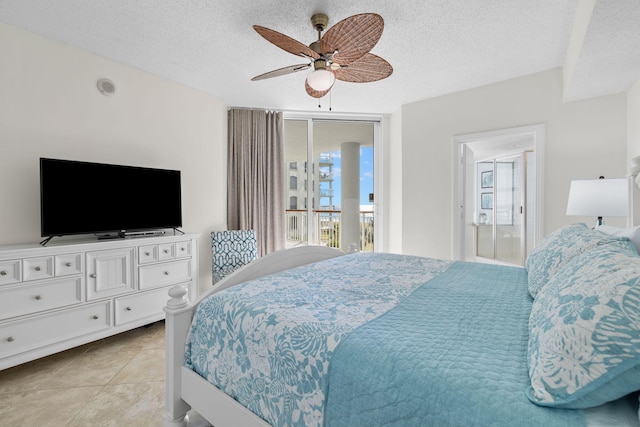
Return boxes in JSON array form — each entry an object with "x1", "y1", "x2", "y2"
[
  {"x1": 184, "y1": 253, "x2": 587, "y2": 426},
  {"x1": 184, "y1": 252, "x2": 451, "y2": 426}
]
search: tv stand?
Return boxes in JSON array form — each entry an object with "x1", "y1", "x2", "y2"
[
  {"x1": 41, "y1": 230, "x2": 176, "y2": 246},
  {"x1": 38, "y1": 236, "x2": 57, "y2": 246},
  {"x1": 0, "y1": 233, "x2": 199, "y2": 370}
]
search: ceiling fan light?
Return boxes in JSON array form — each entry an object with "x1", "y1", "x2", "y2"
[{"x1": 307, "y1": 69, "x2": 335, "y2": 91}]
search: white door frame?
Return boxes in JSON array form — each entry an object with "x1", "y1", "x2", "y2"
[{"x1": 451, "y1": 124, "x2": 545, "y2": 261}]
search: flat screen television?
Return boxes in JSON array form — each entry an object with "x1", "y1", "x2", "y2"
[{"x1": 40, "y1": 158, "x2": 182, "y2": 240}]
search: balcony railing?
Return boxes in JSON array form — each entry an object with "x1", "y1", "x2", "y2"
[{"x1": 285, "y1": 209, "x2": 374, "y2": 251}]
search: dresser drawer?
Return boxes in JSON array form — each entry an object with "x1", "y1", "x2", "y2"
[
  {"x1": 55, "y1": 253, "x2": 83, "y2": 276},
  {"x1": 0, "y1": 260, "x2": 21, "y2": 285},
  {"x1": 138, "y1": 259, "x2": 192, "y2": 290},
  {"x1": 0, "y1": 301, "x2": 111, "y2": 359},
  {"x1": 23, "y1": 257, "x2": 54, "y2": 281},
  {"x1": 158, "y1": 243, "x2": 175, "y2": 260},
  {"x1": 0, "y1": 277, "x2": 83, "y2": 321},
  {"x1": 175, "y1": 240, "x2": 192, "y2": 258},
  {"x1": 138, "y1": 245, "x2": 159, "y2": 264},
  {"x1": 115, "y1": 285, "x2": 188, "y2": 325}
]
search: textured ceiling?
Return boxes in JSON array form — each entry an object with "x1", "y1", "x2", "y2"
[
  {"x1": 563, "y1": 0, "x2": 640, "y2": 101},
  {"x1": 1, "y1": 0, "x2": 639, "y2": 114}
]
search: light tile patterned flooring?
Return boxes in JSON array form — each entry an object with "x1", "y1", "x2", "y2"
[{"x1": 0, "y1": 321, "x2": 211, "y2": 427}]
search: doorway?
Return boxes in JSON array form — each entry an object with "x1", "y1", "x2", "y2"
[{"x1": 452, "y1": 125, "x2": 545, "y2": 265}]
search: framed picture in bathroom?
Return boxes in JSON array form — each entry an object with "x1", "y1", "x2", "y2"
[
  {"x1": 481, "y1": 170, "x2": 493, "y2": 188},
  {"x1": 481, "y1": 192, "x2": 493, "y2": 209}
]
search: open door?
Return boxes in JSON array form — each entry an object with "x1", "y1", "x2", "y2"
[{"x1": 453, "y1": 124, "x2": 544, "y2": 265}]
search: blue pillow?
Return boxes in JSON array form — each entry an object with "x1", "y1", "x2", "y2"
[
  {"x1": 527, "y1": 239, "x2": 640, "y2": 408},
  {"x1": 525, "y1": 223, "x2": 614, "y2": 298}
]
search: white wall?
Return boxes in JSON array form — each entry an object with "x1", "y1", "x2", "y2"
[
  {"x1": 387, "y1": 109, "x2": 403, "y2": 254},
  {"x1": 628, "y1": 77, "x2": 640, "y2": 225},
  {"x1": 0, "y1": 23, "x2": 228, "y2": 292},
  {"x1": 629, "y1": 78, "x2": 640, "y2": 159},
  {"x1": 395, "y1": 68, "x2": 626, "y2": 259},
  {"x1": 379, "y1": 114, "x2": 393, "y2": 253}
]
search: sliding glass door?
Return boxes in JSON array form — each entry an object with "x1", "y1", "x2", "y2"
[
  {"x1": 476, "y1": 153, "x2": 527, "y2": 265},
  {"x1": 284, "y1": 119, "x2": 376, "y2": 252}
]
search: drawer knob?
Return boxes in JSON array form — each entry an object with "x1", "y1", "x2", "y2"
[
  {"x1": 35, "y1": 295, "x2": 43, "y2": 300},
  {"x1": 35, "y1": 266, "x2": 41, "y2": 271},
  {"x1": 164, "y1": 249, "x2": 169, "y2": 254},
  {"x1": 7, "y1": 336, "x2": 15, "y2": 342},
  {"x1": 126, "y1": 306, "x2": 132, "y2": 311},
  {"x1": 65, "y1": 262, "x2": 72, "y2": 267},
  {"x1": 93, "y1": 315, "x2": 99, "y2": 320},
  {"x1": 164, "y1": 271, "x2": 170, "y2": 275},
  {"x1": 180, "y1": 248, "x2": 185, "y2": 251},
  {"x1": 145, "y1": 252, "x2": 150, "y2": 256},
  {"x1": 0, "y1": 271, "x2": 6, "y2": 276},
  {"x1": 90, "y1": 273, "x2": 97, "y2": 278}
]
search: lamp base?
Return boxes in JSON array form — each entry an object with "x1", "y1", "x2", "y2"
[{"x1": 594, "y1": 216, "x2": 604, "y2": 228}]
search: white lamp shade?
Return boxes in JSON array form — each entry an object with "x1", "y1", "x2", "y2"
[
  {"x1": 566, "y1": 178, "x2": 629, "y2": 217},
  {"x1": 306, "y1": 69, "x2": 335, "y2": 91}
]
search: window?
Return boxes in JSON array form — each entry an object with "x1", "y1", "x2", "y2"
[{"x1": 284, "y1": 118, "x2": 379, "y2": 252}]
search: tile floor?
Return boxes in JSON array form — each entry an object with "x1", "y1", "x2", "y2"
[{"x1": 0, "y1": 321, "x2": 211, "y2": 427}]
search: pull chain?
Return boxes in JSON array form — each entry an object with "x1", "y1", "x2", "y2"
[{"x1": 317, "y1": 91, "x2": 333, "y2": 111}]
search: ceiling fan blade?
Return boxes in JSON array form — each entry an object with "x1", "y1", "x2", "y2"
[
  {"x1": 253, "y1": 25, "x2": 320, "y2": 59},
  {"x1": 320, "y1": 13, "x2": 384, "y2": 65},
  {"x1": 251, "y1": 63, "x2": 311, "y2": 81},
  {"x1": 333, "y1": 53, "x2": 393, "y2": 83},
  {"x1": 305, "y1": 79, "x2": 333, "y2": 98}
]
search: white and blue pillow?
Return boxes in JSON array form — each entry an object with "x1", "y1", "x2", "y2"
[
  {"x1": 527, "y1": 239, "x2": 640, "y2": 408},
  {"x1": 525, "y1": 223, "x2": 621, "y2": 298},
  {"x1": 596, "y1": 224, "x2": 640, "y2": 254}
]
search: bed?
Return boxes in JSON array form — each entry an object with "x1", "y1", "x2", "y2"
[{"x1": 164, "y1": 223, "x2": 640, "y2": 427}]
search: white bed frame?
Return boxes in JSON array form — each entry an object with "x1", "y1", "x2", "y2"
[{"x1": 164, "y1": 245, "x2": 344, "y2": 427}]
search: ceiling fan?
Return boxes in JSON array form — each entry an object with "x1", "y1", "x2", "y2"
[{"x1": 251, "y1": 13, "x2": 393, "y2": 98}]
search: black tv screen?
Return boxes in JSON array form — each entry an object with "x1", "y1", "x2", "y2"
[{"x1": 40, "y1": 158, "x2": 182, "y2": 237}]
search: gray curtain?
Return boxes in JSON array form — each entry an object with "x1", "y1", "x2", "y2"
[{"x1": 227, "y1": 108, "x2": 285, "y2": 256}]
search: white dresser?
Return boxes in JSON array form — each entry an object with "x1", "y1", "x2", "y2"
[{"x1": 0, "y1": 233, "x2": 199, "y2": 370}]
